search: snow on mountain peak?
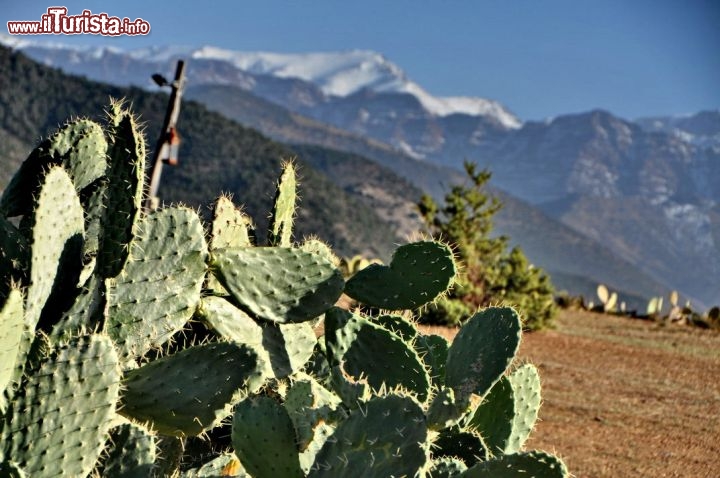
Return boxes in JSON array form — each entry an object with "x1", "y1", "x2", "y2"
[
  {"x1": 189, "y1": 46, "x2": 521, "y2": 128},
  {"x1": 0, "y1": 35, "x2": 520, "y2": 128}
]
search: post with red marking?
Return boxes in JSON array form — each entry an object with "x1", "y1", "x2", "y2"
[{"x1": 145, "y1": 59, "x2": 186, "y2": 211}]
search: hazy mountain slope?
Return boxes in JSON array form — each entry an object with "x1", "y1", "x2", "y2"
[
  {"x1": 292, "y1": 144, "x2": 670, "y2": 309},
  {"x1": 1, "y1": 45, "x2": 675, "y2": 307},
  {"x1": 0, "y1": 46, "x2": 399, "y2": 258},
  {"x1": 637, "y1": 110, "x2": 720, "y2": 150},
  {"x1": 470, "y1": 110, "x2": 720, "y2": 306},
  {"x1": 184, "y1": 83, "x2": 463, "y2": 200}
]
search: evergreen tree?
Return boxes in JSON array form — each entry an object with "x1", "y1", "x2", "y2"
[{"x1": 418, "y1": 162, "x2": 556, "y2": 329}]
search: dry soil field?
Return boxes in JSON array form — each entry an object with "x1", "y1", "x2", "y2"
[{"x1": 423, "y1": 309, "x2": 720, "y2": 477}]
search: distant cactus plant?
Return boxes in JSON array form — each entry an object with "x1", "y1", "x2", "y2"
[
  {"x1": 596, "y1": 284, "x2": 618, "y2": 313},
  {"x1": 0, "y1": 103, "x2": 568, "y2": 477}
]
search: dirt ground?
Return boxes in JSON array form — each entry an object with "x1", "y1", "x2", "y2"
[{"x1": 422, "y1": 309, "x2": 720, "y2": 477}]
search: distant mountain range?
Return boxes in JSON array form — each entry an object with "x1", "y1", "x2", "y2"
[{"x1": 3, "y1": 36, "x2": 716, "y2": 308}]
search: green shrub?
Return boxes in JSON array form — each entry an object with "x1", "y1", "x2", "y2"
[{"x1": 418, "y1": 162, "x2": 557, "y2": 330}]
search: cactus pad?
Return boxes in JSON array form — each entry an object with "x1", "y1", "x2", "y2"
[
  {"x1": 98, "y1": 106, "x2": 145, "y2": 278},
  {"x1": 268, "y1": 160, "x2": 297, "y2": 247},
  {"x1": 344, "y1": 240, "x2": 456, "y2": 310},
  {"x1": 0, "y1": 119, "x2": 107, "y2": 217},
  {"x1": 26, "y1": 166, "x2": 84, "y2": 329},
  {"x1": 0, "y1": 288, "x2": 24, "y2": 398},
  {"x1": 466, "y1": 376, "x2": 515, "y2": 455},
  {"x1": 432, "y1": 427, "x2": 488, "y2": 467},
  {"x1": 414, "y1": 333, "x2": 449, "y2": 385},
  {"x1": 427, "y1": 386, "x2": 467, "y2": 431},
  {"x1": 506, "y1": 364, "x2": 542, "y2": 453},
  {"x1": 373, "y1": 314, "x2": 418, "y2": 341},
  {"x1": 232, "y1": 395, "x2": 304, "y2": 478},
  {"x1": 199, "y1": 296, "x2": 316, "y2": 378},
  {"x1": 183, "y1": 453, "x2": 247, "y2": 477},
  {"x1": 210, "y1": 195, "x2": 255, "y2": 250},
  {"x1": 308, "y1": 394, "x2": 428, "y2": 478},
  {"x1": 461, "y1": 451, "x2": 569, "y2": 478},
  {"x1": 105, "y1": 207, "x2": 208, "y2": 358},
  {"x1": 101, "y1": 423, "x2": 157, "y2": 477},
  {"x1": 325, "y1": 307, "x2": 431, "y2": 401},
  {"x1": 445, "y1": 307, "x2": 521, "y2": 400},
  {"x1": 1, "y1": 334, "x2": 121, "y2": 478},
  {"x1": 120, "y1": 341, "x2": 265, "y2": 436},
  {"x1": 211, "y1": 246, "x2": 344, "y2": 324}
]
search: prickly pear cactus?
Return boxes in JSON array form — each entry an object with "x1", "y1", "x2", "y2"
[
  {"x1": 268, "y1": 160, "x2": 297, "y2": 247},
  {"x1": 104, "y1": 206, "x2": 208, "y2": 359},
  {"x1": 0, "y1": 103, "x2": 569, "y2": 477},
  {"x1": 1, "y1": 334, "x2": 121, "y2": 477},
  {"x1": 211, "y1": 246, "x2": 344, "y2": 324},
  {"x1": 120, "y1": 342, "x2": 265, "y2": 436},
  {"x1": 345, "y1": 240, "x2": 457, "y2": 310}
]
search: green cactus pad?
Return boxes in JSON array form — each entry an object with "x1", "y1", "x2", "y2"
[
  {"x1": 182, "y1": 453, "x2": 247, "y2": 477},
  {"x1": 432, "y1": 427, "x2": 488, "y2": 467},
  {"x1": 344, "y1": 240, "x2": 457, "y2": 310},
  {"x1": 284, "y1": 373, "x2": 342, "y2": 450},
  {"x1": 199, "y1": 296, "x2": 316, "y2": 378},
  {"x1": 98, "y1": 105, "x2": 145, "y2": 278},
  {"x1": 461, "y1": 451, "x2": 569, "y2": 478},
  {"x1": 445, "y1": 307, "x2": 521, "y2": 400},
  {"x1": 0, "y1": 119, "x2": 107, "y2": 217},
  {"x1": 325, "y1": 307, "x2": 431, "y2": 401},
  {"x1": 428, "y1": 457, "x2": 468, "y2": 478},
  {"x1": 268, "y1": 161, "x2": 297, "y2": 247},
  {"x1": 81, "y1": 178, "x2": 107, "y2": 257},
  {"x1": 49, "y1": 272, "x2": 105, "y2": 343},
  {"x1": 210, "y1": 195, "x2": 256, "y2": 249},
  {"x1": 306, "y1": 339, "x2": 331, "y2": 382},
  {"x1": 1, "y1": 334, "x2": 121, "y2": 478},
  {"x1": 211, "y1": 246, "x2": 344, "y2": 324},
  {"x1": 373, "y1": 314, "x2": 418, "y2": 341},
  {"x1": 466, "y1": 376, "x2": 515, "y2": 456},
  {"x1": 263, "y1": 322, "x2": 316, "y2": 377},
  {"x1": 105, "y1": 207, "x2": 208, "y2": 359},
  {"x1": 26, "y1": 166, "x2": 84, "y2": 329},
  {"x1": 101, "y1": 423, "x2": 157, "y2": 478},
  {"x1": 414, "y1": 333, "x2": 450, "y2": 384},
  {"x1": 427, "y1": 386, "x2": 467, "y2": 431},
  {"x1": 207, "y1": 195, "x2": 255, "y2": 295},
  {"x1": 329, "y1": 363, "x2": 373, "y2": 408},
  {"x1": 308, "y1": 394, "x2": 428, "y2": 478},
  {"x1": 506, "y1": 364, "x2": 542, "y2": 453},
  {"x1": 120, "y1": 341, "x2": 265, "y2": 436},
  {"x1": 0, "y1": 288, "x2": 24, "y2": 395},
  {"x1": 232, "y1": 395, "x2": 304, "y2": 478}
]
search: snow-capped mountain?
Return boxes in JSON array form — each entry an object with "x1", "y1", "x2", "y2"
[
  {"x1": 0, "y1": 35, "x2": 521, "y2": 129},
  {"x1": 3, "y1": 36, "x2": 719, "y2": 307},
  {"x1": 636, "y1": 110, "x2": 720, "y2": 151}
]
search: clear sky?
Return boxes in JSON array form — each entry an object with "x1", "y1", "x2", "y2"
[{"x1": 3, "y1": 0, "x2": 719, "y2": 120}]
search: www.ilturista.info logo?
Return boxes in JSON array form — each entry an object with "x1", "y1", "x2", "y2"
[{"x1": 7, "y1": 7, "x2": 150, "y2": 36}]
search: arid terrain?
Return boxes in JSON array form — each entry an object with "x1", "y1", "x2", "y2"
[{"x1": 423, "y1": 309, "x2": 720, "y2": 477}]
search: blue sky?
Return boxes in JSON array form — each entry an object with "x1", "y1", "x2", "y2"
[{"x1": 3, "y1": 0, "x2": 719, "y2": 120}]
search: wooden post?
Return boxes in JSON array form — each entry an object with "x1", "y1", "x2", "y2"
[{"x1": 144, "y1": 60, "x2": 186, "y2": 212}]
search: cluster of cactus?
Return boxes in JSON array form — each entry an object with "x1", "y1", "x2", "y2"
[
  {"x1": 595, "y1": 284, "x2": 619, "y2": 313},
  {"x1": 0, "y1": 103, "x2": 568, "y2": 477}
]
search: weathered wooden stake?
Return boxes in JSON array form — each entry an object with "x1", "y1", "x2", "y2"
[{"x1": 144, "y1": 59, "x2": 186, "y2": 211}]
